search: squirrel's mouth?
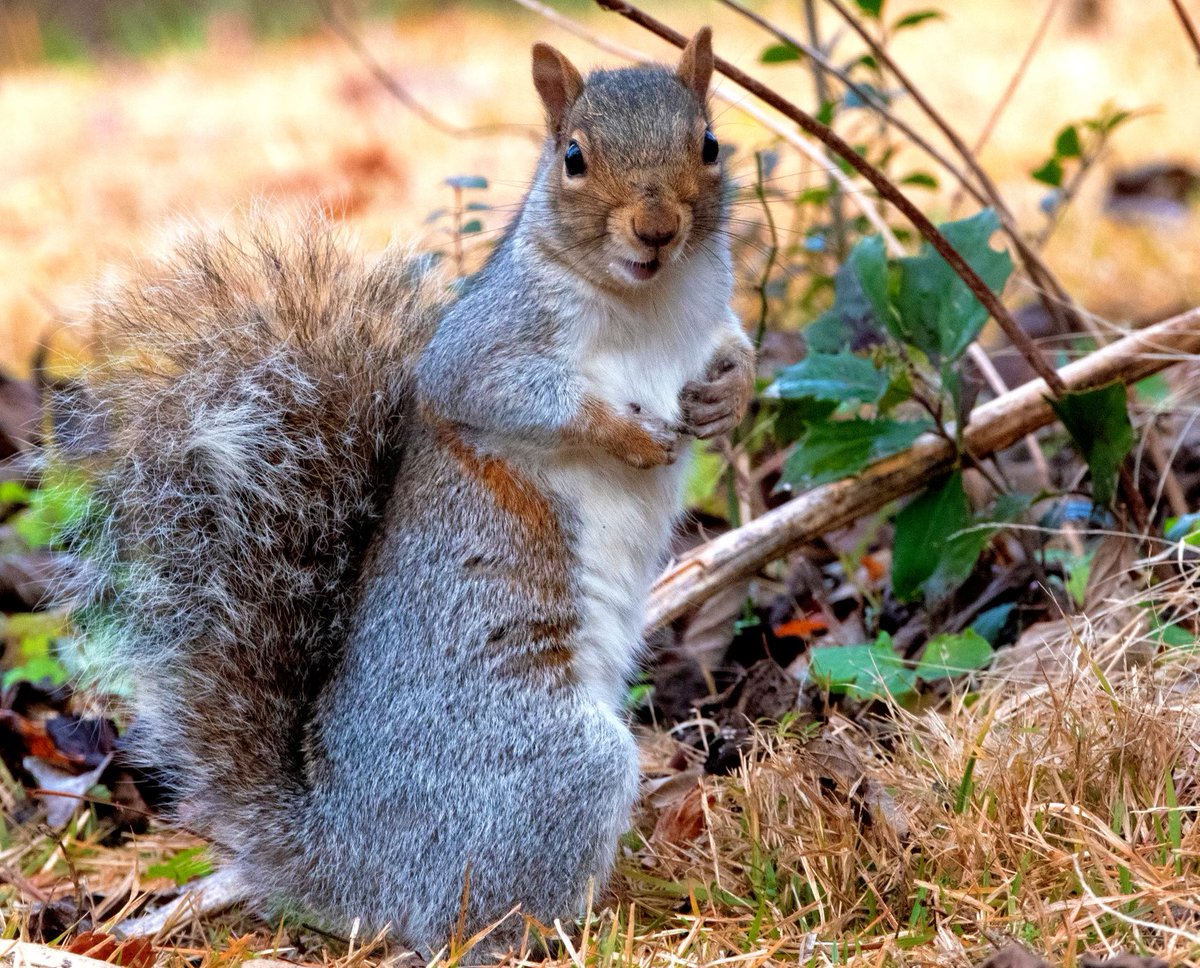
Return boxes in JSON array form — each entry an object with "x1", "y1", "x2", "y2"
[{"x1": 618, "y1": 257, "x2": 661, "y2": 283}]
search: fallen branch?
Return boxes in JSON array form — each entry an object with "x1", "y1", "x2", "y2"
[{"x1": 645, "y1": 307, "x2": 1200, "y2": 632}]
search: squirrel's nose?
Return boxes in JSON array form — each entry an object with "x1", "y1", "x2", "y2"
[{"x1": 632, "y1": 214, "x2": 680, "y2": 249}]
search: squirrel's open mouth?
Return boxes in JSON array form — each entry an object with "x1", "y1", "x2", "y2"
[{"x1": 618, "y1": 257, "x2": 661, "y2": 282}]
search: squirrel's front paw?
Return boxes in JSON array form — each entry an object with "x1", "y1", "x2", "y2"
[
  {"x1": 622, "y1": 405, "x2": 686, "y2": 469},
  {"x1": 681, "y1": 352, "x2": 755, "y2": 440}
]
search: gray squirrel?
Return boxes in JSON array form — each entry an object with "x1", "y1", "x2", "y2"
[{"x1": 56, "y1": 27, "x2": 754, "y2": 963}]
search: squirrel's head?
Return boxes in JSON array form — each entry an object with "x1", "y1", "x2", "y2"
[{"x1": 528, "y1": 29, "x2": 727, "y2": 291}]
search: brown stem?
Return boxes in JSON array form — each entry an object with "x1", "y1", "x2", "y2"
[
  {"x1": 1168, "y1": 0, "x2": 1200, "y2": 63},
  {"x1": 594, "y1": 0, "x2": 1067, "y2": 394}
]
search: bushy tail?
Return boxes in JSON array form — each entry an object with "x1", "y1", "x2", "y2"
[{"x1": 53, "y1": 217, "x2": 444, "y2": 851}]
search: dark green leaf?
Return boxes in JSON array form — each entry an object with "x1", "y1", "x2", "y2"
[
  {"x1": 460, "y1": 219, "x2": 483, "y2": 234},
  {"x1": 893, "y1": 471, "x2": 973, "y2": 602},
  {"x1": 900, "y1": 171, "x2": 939, "y2": 189},
  {"x1": 971, "y1": 603, "x2": 1016, "y2": 645},
  {"x1": 893, "y1": 9, "x2": 943, "y2": 30},
  {"x1": 1048, "y1": 382, "x2": 1133, "y2": 506},
  {"x1": 809, "y1": 636, "x2": 916, "y2": 700},
  {"x1": 773, "y1": 398, "x2": 838, "y2": 445},
  {"x1": 853, "y1": 0, "x2": 885, "y2": 18},
  {"x1": 1032, "y1": 157, "x2": 1064, "y2": 187},
  {"x1": 804, "y1": 235, "x2": 890, "y2": 352},
  {"x1": 892, "y1": 209, "x2": 1014, "y2": 362},
  {"x1": 915, "y1": 630, "x2": 993, "y2": 681},
  {"x1": 1054, "y1": 124, "x2": 1082, "y2": 158},
  {"x1": 768, "y1": 350, "x2": 887, "y2": 404},
  {"x1": 761, "y1": 43, "x2": 803, "y2": 63},
  {"x1": 782, "y1": 418, "x2": 931, "y2": 489}
]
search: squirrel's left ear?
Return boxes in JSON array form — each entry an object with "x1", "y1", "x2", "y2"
[
  {"x1": 532, "y1": 43, "x2": 584, "y2": 137},
  {"x1": 677, "y1": 26, "x2": 714, "y2": 102}
]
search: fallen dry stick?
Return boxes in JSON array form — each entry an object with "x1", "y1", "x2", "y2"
[{"x1": 646, "y1": 307, "x2": 1200, "y2": 632}]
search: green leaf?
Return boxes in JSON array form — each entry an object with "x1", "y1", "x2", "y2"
[
  {"x1": 768, "y1": 350, "x2": 887, "y2": 404},
  {"x1": 892, "y1": 472, "x2": 972, "y2": 602},
  {"x1": 684, "y1": 440, "x2": 726, "y2": 508},
  {"x1": 444, "y1": 175, "x2": 488, "y2": 190},
  {"x1": 761, "y1": 43, "x2": 803, "y2": 63},
  {"x1": 1054, "y1": 124, "x2": 1082, "y2": 158},
  {"x1": 1032, "y1": 157, "x2": 1064, "y2": 187},
  {"x1": 809, "y1": 636, "x2": 916, "y2": 700},
  {"x1": 146, "y1": 846, "x2": 214, "y2": 886},
  {"x1": 460, "y1": 219, "x2": 483, "y2": 234},
  {"x1": 892, "y1": 9, "x2": 943, "y2": 30},
  {"x1": 1135, "y1": 372, "x2": 1171, "y2": 406},
  {"x1": 782, "y1": 418, "x2": 931, "y2": 489},
  {"x1": 853, "y1": 0, "x2": 885, "y2": 18},
  {"x1": 915, "y1": 630, "x2": 993, "y2": 681},
  {"x1": 893, "y1": 209, "x2": 1014, "y2": 363},
  {"x1": 0, "y1": 480, "x2": 31, "y2": 505},
  {"x1": 804, "y1": 235, "x2": 890, "y2": 353},
  {"x1": 1166, "y1": 512, "x2": 1200, "y2": 544},
  {"x1": 900, "y1": 171, "x2": 939, "y2": 189},
  {"x1": 1, "y1": 612, "x2": 70, "y2": 688},
  {"x1": 1048, "y1": 382, "x2": 1133, "y2": 506},
  {"x1": 773, "y1": 397, "x2": 839, "y2": 445},
  {"x1": 971, "y1": 603, "x2": 1016, "y2": 645}
]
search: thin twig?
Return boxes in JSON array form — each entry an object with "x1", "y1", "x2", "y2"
[
  {"x1": 319, "y1": 1, "x2": 537, "y2": 141},
  {"x1": 1168, "y1": 0, "x2": 1200, "y2": 63},
  {"x1": 950, "y1": 0, "x2": 1062, "y2": 213},
  {"x1": 594, "y1": 0, "x2": 1067, "y2": 394},
  {"x1": 802, "y1": 0, "x2": 847, "y2": 259}
]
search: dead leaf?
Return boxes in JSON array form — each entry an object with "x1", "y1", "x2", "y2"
[
  {"x1": 23, "y1": 754, "x2": 112, "y2": 829},
  {"x1": 649, "y1": 773, "x2": 708, "y2": 846},
  {"x1": 67, "y1": 933, "x2": 155, "y2": 968}
]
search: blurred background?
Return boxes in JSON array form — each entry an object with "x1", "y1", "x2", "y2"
[{"x1": 1, "y1": 0, "x2": 1198, "y2": 373}]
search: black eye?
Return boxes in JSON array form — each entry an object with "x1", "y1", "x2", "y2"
[
  {"x1": 564, "y1": 140, "x2": 586, "y2": 177},
  {"x1": 702, "y1": 129, "x2": 719, "y2": 165}
]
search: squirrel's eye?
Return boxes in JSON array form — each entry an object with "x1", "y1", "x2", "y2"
[
  {"x1": 702, "y1": 129, "x2": 719, "y2": 165},
  {"x1": 564, "y1": 140, "x2": 587, "y2": 177}
]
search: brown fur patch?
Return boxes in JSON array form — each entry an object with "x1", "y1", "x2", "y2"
[
  {"x1": 441, "y1": 430, "x2": 558, "y2": 540},
  {"x1": 439, "y1": 426, "x2": 579, "y2": 687},
  {"x1": 571, "y1": 395, "x2": 673, "y2": 468}
]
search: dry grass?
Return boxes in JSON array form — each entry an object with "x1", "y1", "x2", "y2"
[{"x1": 3, "y1": 560, "x2": 1199, "y2": 966}]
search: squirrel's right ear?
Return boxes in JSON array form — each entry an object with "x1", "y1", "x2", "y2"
[
  {"x1": 532, "y1": 43, "x2": 584, "y2": 138},
  {"x1": 677, "y1": 26, "x2": 714, "y2": 103}
]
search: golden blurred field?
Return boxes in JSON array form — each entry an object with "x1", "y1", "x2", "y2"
[{"x1": 1, "y1": 0, "x2": 1199, "y2": 375}]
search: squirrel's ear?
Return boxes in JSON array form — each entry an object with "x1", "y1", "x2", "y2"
[
  {"x1": 677, "y1": 26, "x2": 714, "y2": 103},
  {"x1": 532, "y1": 43, "x2": 584, "y2": 137}
]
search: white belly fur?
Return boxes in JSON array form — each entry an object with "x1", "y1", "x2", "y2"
[{"x1": 546, "y1": 256, "x2": 735, "y2": 710}]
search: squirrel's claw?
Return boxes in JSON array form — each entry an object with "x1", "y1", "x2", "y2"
[{"x1": 680, "y1": 350, "x2": 755, "y2": 440}]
